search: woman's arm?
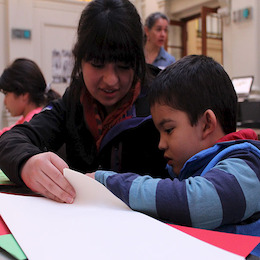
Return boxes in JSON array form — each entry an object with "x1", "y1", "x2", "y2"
[{"x1": 0, "y1": 89, "x2": 76, "y2": 202}]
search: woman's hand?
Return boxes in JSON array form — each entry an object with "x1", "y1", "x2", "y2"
[{"x1": 21, "y1": 152, "x2": 76, "y2": 203}]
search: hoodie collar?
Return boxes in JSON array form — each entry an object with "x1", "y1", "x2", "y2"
[
  {"x1": 217, "y1": 129, "x2": 258, "y2": 143},
  {"x1": 178, "y1": 129, "x2": 258, "y2": 180}
]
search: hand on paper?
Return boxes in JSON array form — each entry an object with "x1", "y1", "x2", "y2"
[
  {"x1": 86, "y1": 172, "x2": 96, "y2": 179},
  {"x1": 21, "y1": 152, "x2": 76, "y2": 203}
]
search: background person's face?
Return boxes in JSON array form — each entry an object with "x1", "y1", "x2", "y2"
[
  {"x1": 81, "y1": 61, "x2": 134, "y2": 113},
  {"x1": 4, "y1": 92, "x2": 27, "y2": 117},
  {"x1": 146, "y1": 18, "x2": 168, "y2": 48}
]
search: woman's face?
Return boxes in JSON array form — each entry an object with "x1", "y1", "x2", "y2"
[
  {"x1": 146, "y1": 18, "x2": 168, "y2": 48},
  {"x1": 4, "y1": 92, "x2": 27, "y2": 117},
  {"x1": 81, "y1": 60, "x2": 134, "y2": 113}
]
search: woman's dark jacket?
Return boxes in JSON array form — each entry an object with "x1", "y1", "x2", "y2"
[{"x1": 0, "y1": 68, "x2": 168, "y2": 185}]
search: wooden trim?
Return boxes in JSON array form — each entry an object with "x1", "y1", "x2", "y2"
[
  {"x1": 201, "y1": 6, "x2": 219, "y2": 55},
  {"x1": 181, "y1": 13, "x2": 201, "y2": 23},
  {"x1": 169, "y1": 20, "x2": 187, "y2": 57}
]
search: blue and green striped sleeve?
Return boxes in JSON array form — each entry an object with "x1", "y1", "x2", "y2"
[{"x1": 95, "y1": 170, "x2": 160, "y2": 216}]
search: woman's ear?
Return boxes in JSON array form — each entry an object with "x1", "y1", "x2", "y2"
[
  {"x1": 201, "y1": 109, "x2": 217, "y2": 139},
  {"x1": 144, "y1": 26, "x2": 149, "y2": 39}
]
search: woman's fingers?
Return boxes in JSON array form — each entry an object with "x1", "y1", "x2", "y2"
[{"x1": 21, "y1": 152, "x2": 76, "y2": 203}]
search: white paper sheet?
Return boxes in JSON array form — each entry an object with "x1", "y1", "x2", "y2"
[
  {"x1": 63, "y1": 168, "x2": 130, "y2": 210},
  {"x1": 0, "y1": 169, "x2": 244, "y2": 260}
]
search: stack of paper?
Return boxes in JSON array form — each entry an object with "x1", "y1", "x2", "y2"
[{"x1": 0, "y1": 169, "x2": 250, "y2": 259}]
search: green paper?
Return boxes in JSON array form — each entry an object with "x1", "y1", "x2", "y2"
[
  {"x1": 0, "y1": 170, "x2": 14, "y2": 185},
  {"x1": 0, "y1": 234, "x2": 27, "y2": 260},
  {"x1": 0, "y1": 171, "x2": 27, "y2": 259}
]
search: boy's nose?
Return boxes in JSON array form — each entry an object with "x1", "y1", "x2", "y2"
[{"x1": 158, "y1": 137, "x2": 167, "y2": 151}]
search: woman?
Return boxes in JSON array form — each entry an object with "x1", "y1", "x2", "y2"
[
  {"x1": 0, "y1": 58, "x2": 60, "y2": 135},
  {"x1": 144, "y1": 12, "x2": 175, "y2": 69},
  {"x1": 0, "y1": 0, "x2": 168, "y2": 203}
]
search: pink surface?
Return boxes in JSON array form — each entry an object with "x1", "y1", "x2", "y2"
[
  {"x1": 0, "y1": 216, "x2": 11, "y2": 235},
  {"x1": 168, "y1": 224, "x2": 260, "y2": 257}
]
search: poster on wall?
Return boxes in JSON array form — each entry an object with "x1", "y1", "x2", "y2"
[{"x1": 52, "y1": 49, "x2": 74, "y2": 84}]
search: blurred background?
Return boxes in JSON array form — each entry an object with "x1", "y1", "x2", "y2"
[{"x1": 0, "y1": 0, "x2": 259, "y2": 128}]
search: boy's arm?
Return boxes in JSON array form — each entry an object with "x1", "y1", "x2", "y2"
[
  {"x1": 94, "y1": 170, "x2": 191, "y2": 223},
  {"x1": 95, "y1": 171, "x2": 160, "y2": 217},
  {"x1": 94, "y1": 153, "x2": 260, "y2": 230}
]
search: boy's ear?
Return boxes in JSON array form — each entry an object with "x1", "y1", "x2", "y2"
[
  {"x1": 22, "y1": 92, "x2": 30, "y2": 102},
  {"x1": 201, "y1": 109, "x2": 217, "y2": 139}
]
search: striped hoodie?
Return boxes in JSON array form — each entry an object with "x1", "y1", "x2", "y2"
[{"x1": 95, "y1": 129, "x2": 260, "y2": 256}]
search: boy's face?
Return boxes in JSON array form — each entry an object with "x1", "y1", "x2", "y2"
[{"x1": 151, "y1": 103, "x2": 205, "y2": 175}]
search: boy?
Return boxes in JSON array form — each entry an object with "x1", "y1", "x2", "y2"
[{"x1": 88, "y1": 55, "x2": 260, "y2": 256}]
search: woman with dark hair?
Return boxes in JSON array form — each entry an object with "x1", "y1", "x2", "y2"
[
  {"x1": 144, "y1": 12, "x2": 175, "y2": 69},
  {"x1": 0, "y1": 58, "x2": 60, "y2": 135},
  {"x1": 0, "y1": 0, "x2": 168, "y2": 203}
]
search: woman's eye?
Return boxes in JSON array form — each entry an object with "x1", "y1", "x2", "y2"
[
  {"x1": 89, "y1": 60, "x2": 104, "y2": 68},
  {"x1": 165, "y1": 128, "x2": 173, "y2": 134},
  {"x1": 91, "y1": 63, "x2": 104, "y2": 68},
  {"x1": 117, "y1": 64, "x2": 131, "y2": 70}
]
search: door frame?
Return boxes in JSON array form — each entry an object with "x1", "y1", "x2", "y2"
[{"x1": 169, "y1": 6, "x2": 220, "y2": 58}]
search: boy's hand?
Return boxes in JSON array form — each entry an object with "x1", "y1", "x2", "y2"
[
  {"x1": 86, "y1": 172, "x2": 96, "y2": 179},
  {"x1": 21, "y1": 152, "x2": 76, "y2": 203}
]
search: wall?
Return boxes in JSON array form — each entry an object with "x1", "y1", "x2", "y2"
[
  {"x1": 132, "y1": 0, "x2": 166, "y2": 23},
  {"x1": 169, "y1": 0, "x2": 218, "y2": 19},
  {"x1": 0, "y1": 0, "x2": 86, "y2": 128},
  {"x1": 222, "y1": 0, "x2": 260, "y2": 94},
  {"x1": 32, "y1": 0, "x2": 83, "y2": 94},
  {"x1": 0, "y1": 0, "x2": 7, "y2": 128}
]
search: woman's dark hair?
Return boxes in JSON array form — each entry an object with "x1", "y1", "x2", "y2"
[
  {"x1": 71, "y1": 0, "x2": 146, "y2": 89},
  {"x1": 144, "y1": 12, "x2": 169, "y2": 44},
  {"x1": 149, "y1": 55, "x2": 237, "y2": 134},
  {"x1": 0, "y1": 58, "x2": 60, "y2": 106},
  {"x1": 145, "y1": 12, "x2": 169, "y2": 29}
]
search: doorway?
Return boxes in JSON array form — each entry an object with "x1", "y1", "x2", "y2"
[{"x1": 167, "y1": 6, "x2": 223, "y2": 64}]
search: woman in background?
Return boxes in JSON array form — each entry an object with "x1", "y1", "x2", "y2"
[
  {"x1": 144, "y1": 12, "x2": 175, "y2": 69},
  {"x1": 0, "y1": 58, "x2": 60, "y2": 135}
]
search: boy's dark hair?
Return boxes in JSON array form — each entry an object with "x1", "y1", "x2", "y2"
[
  {"x1": 72, "y1": 0, "x2": 146, "y2": 87},
  {"x1": 149, "y1": 55, "x2": 237, "y2": 134},
  {"x1": 0, "y1": 58, "x2": 60, "y2": 106}
]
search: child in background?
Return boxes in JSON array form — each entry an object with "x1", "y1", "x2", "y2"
[
  {"x1": 89, "y1": 55, "x2": 260, "y2": 257},
  {"x1": 0, "y1": 58, "x2": 60, "y2": 135}
]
